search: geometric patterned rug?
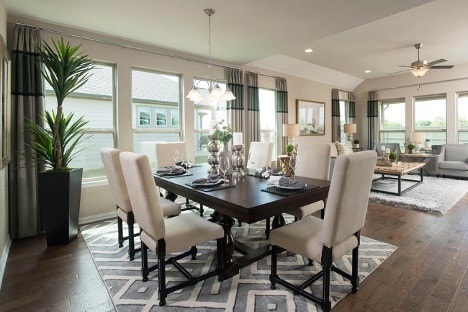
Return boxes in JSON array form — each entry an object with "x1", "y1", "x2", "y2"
[{"x1": 81, "y1": 214, "x2": 396, "y2": 312}]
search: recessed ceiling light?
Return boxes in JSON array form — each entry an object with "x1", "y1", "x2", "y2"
[
  {"x1": 305, "y1": 48, "x2": 313, "y2": 53},
  {"x1": 364, "y1": 70, "x2": 371, "y2": 73}
]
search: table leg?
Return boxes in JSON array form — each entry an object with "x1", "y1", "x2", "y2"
[
  {"x1": 272, "y1": 214, "x2": 286, "y2": 229},
  {"x1": 218, "y1": 214, "x2": 235, "y2": 276},
  {"x1": 209, "y1": 211, "x2": 222, "y2": 222},
  {"x1": 397, "y1": 175, "x2": 401, "y2": 196},
  {"x1": 420, "y1": 168, "x2": 423, "y2": 182}
]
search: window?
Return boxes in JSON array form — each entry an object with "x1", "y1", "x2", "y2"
[
  {"x1": 132, "y1": 69, "x2": 182, "y2": 167},
  {"x1": 339, "y1": 100, "x2": 350, "y2": 143},
  {"x1": 414, "y1": 96, "x2": 447, "y2": 145},
  {"x1": 259, "y1": 88, "x2": 277, "y2": 160},
  {"x1": 44, "y1": 63, "x2": 116, "y2": 181},
  {"x1": 193, "y1": 78, "x2": 227, "y2": 163},
  {"x1": 458, "y1": 93, "x2": 468, "y2": 144},
  {"x1": 379, "y1": 99, "x2": 405, "y2": 150}
]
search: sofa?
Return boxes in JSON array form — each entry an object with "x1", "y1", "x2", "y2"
[{"x1": 437, "y1": 144, "x2": 468, "y2": 178}]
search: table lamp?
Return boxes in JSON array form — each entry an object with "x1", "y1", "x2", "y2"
[
  {"x1": 344, "y1": 123, "x2": 357, "y2": 147},
  {"x1": 411, "y1": 132, "x2": 425, "y2": 152},
  {"x1": 282, "y1": 124, "x2": 300, "y2": 146}
]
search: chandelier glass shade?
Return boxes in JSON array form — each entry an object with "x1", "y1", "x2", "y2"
[
  {"x1": 410, "y1": 67, "x2": 429, "y2": 77},
  {"x1": 186, "y1": 8, "x2": 236, "y2": 103}
]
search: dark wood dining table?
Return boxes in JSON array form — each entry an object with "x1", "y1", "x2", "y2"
[{"x1": 154, "y1": 165, "x2": 330, "y2": 280}]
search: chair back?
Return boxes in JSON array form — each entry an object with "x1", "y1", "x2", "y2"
[
  {"x1": 295, "y1": 143, "x2": 331, "y2": 180},
  {"x1": 247, "y1": 142, "x2": 273, "y2": 169},
  {"x1": 155, "y1": 142, "x2": 187, "y2": 168},
  {"x1": 100, "y1": 148, "x2": 132, "y2": 213},
  {"x1": 120, "y1": 152, "x2": 165, "y2": 241},
  {"x1": 322, "y1": 151, "x2": 377, "y2": 247}
]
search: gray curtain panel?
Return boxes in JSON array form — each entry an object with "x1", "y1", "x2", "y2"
[
  {"x1": 367, "y1": 91, "x2": 379, "y2": 150},
  {"x1": 348, "y1": 92, "x2": 356, "y2": 124},
  {"x1": 225, "y1": 68, "x2": 244, "y2": 133},
  {"x1": 246, "y1": 71, "x2": 260, "y2": 155},
  {"x1": 331, "y1": 89, "x2": 340, "y2": 142},
  {"x1": 275, "y1": 77, "x2": 288, "y2": 155},
  {"x1": 9, "y1": 25, "x2": 44, "y2": 239}
]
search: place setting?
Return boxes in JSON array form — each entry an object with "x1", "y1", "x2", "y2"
[
  {"x1": 153, "y1": 149, "x2": 194, "y2": 178},
  {"x1": 185, "y1": 154, "x2": 236, "y2": 192}
]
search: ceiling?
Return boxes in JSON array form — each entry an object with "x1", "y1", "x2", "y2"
[{"x1": 5, "y1": 0, "x2": 468, "y2": 87}]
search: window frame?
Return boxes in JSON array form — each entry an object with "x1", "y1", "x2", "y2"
[
  {"x1": 457, "y1": 92, "x2": 468, "y2": 144},
  {"x1": 413, "y1": 94, "x2": 447, "y2": 145},
  {"x1": 378, "y1": 98, "x2": 406, "y2": 150},
  {"x1": 258, "y1": 87, "x2": 277, "y2": 160}
]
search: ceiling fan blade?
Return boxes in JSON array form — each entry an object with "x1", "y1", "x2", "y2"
[
  {"x1": 387, "y1": 69, "x2": 409, "y2": 76},
  {"x1": 398, "y1": 65, "x2": 412, "y2": 68},
  {"x1": 428, "y1": 59, "x2": 447, "y2": 66},
  {"x1": 430, "y1": 65, "x2": 454, "y2": 69}
]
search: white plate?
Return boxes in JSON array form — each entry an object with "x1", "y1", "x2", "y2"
[
  {"x1": 275, "y1": 184, "x2": 304, "y2": 190},
  {"x1": 191, "y1": 180, "x2": 223, "y2": 187}
]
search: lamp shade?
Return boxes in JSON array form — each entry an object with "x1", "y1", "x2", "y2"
[
  {"x1": 410, "y1": 67, "x2": 429, "y2": 77},
  {"x1": 344, "y1": 123, "x2": 357, "y2": 134},
  {"x1": 282, "y1": 124, "x2": 300, "y2": 137},
  {"x1": 411, "y1": 132, "x2": 425, "y2": 143}
]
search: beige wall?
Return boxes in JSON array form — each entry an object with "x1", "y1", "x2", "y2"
[
  {"x1": 7, "y1": 15, "x2": 348, "y2": 219},
  {"x1": 354, "y1": 63, "x2": 468, "y2": 147},
  {"x1": 0, "y1": 0, "x2": 9, "y2": 273}
]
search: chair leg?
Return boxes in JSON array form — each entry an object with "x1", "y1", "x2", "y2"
[
  {"x1": 117, "y1": 216, "x2": 124, "y2": 248},
  {"x1": 270, "y1": 245, "x2": 278, "y2": 290},
  {"x1": 190, "y1": 246, "x2": 197, "y2": 260},
  {"x1": 141, "y1": 242, "x2": 149, "y2": 282},
  {"x1": 216, "y1": 238, "x2": 224, "y2": 281},
  {"x1": 157, "y1": 239, "x2": 167, "y2": 306},
  {"x1": 265, "y1": 218, "x2": 271, "y2": 239},
  {"x1": 352, "y1": 246, "x2": 359, "y2": 293},
  {"x1": 199, "y1": 204, "x2": 204, "y2": 217},
  {"x1": 127, "y1": 212, "x2": 135, "y2": 261},
  {"x1": 322, "y1": 265, "x2": 332, "y2": 312}
]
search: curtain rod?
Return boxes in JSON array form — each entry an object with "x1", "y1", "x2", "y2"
[
  {"x1": 374, "y1": 76, "x2": 468, "y2": 92},
  {"x1": 15, "y1": 22, "x2": 239, "y2": 71}
]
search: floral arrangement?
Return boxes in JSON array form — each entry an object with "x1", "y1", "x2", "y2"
[{"x1": 211, "y1": 120, "x2": 232, "y2": 144}]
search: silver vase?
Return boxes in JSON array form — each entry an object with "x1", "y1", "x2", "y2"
[{"x1": 207, "y1": 135, "x2": 219, "y2": 174}]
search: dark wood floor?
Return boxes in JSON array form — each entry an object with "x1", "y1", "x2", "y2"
[{"x1": 1, "y1": 194, "x2": 467, "y2": 311}]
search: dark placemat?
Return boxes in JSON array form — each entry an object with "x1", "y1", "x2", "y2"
[
  {"x1": 185, "y1": 183, "x2": 236, "y2": 192},
  {"x1": 154, "y1": 172, "x2": 193, "y2": 179},
  {"x1": 261, "y1": 184, "x2": 319, "y2": 196}
]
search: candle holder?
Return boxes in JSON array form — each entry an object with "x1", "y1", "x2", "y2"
[
  {"x1": 207, "y1": 135, "x2": 219, "y2": 174},
  {"x1": 231, "y1": 145, "x2": 245, "y2": 179}
]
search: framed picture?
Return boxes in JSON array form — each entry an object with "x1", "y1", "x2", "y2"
[
  {"x1": 0, "y1": 35, "x2": 11, "y2": 169},
  {"x1": 296, "y1": 99, "x2": 325, "y2": 136}
]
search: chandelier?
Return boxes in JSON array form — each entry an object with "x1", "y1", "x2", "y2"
[{"x1": 186, "y1": 8, "x2": 236, "y2": 103}]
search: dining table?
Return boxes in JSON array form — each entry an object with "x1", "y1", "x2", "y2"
[{"x1": 153, "y1": 165, "x2": 330, "y2": 280}]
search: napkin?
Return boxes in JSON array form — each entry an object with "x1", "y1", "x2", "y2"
[
  {"x1": 278, "y1": 176, "x2": 305, "y2": 188},
  {"x1": 176, "y1": 160, "x2": 193, "y2": 169},
  {"x1": 156, "y1": 166, "x2": 186, "y2": 175},
  {"x1": 192, "y1": 174, "x2": 222, "y2": 184}
]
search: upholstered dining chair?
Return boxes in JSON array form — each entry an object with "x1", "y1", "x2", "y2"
[
  {"x1": 119, "y1": 151, "x2": 224, "y2": 306},
  {"x1": 100, "y1": 148, "x2": 181, "y2": 260},
  {"x1": 246, "y1": 141, "x2": 274, "y2": 169},
  {"x1": 269, "y1": 151, "x2": 377, "y2": 311},
  {"x1": 286, "y1": 143, "x2": 331, "y2": 220},
  {"x1": 155, "y1": 142, "x2": 204, "y2": 216}
]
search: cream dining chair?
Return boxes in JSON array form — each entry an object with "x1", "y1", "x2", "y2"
[
  {"x1": 246, "y1": 141, "x2": 274, "y2": 169},
  {"x1": 100, "y1": 148, "x2": 181, "y2": 260},
  {"x1": 119, "y1": 151, "x2": 224, "y2": 306},
  {"x1": 269, "y1": 151, "x2": 377, "y2": 311},
  {"x1": 155, "y1": 141, "x2": 205, "y2": 216}
]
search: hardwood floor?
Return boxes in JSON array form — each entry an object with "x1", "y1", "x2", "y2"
[{"x1": 0, "y1": 194, "x2": 466, "y2": 311}]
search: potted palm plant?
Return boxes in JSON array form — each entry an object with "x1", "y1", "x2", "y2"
[{"x1": 28, "y1": 38, "x2": 94, "y2": 246}]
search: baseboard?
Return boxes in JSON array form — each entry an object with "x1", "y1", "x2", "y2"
[
  {"x1": 79, "y1": 211, "x2": 115, "y2": 225},
  {"x1": 0, "y1": 238, "x2": 12, "y2": 290}
]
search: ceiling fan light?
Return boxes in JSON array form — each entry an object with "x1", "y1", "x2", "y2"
[{"x1": 410, "y1": 67, "x2": 429, "y2": 77}]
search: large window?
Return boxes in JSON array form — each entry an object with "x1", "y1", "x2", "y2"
[
  {"x1": 132, "y1": 69, "x2": 182, "y2": 167},
  {"x1": 339, "y1": 100, "x2": 350, "y2": 143},
  {"x1": 45, "y1": 63, "x2": 116, "y2": 181},
  {"x1": 458, "y1": 93, "x2": 468, "y2": 144},
  {"x1": 379, "y1": 99, "x2": 405, "y2": 150},
  {"x1": 259, "y1": 88, "x2": 277, "y2": 160},
  {"x1": 414, "y1": 96, "x2": 447, "y2": 145},
  {"x1": 193, "y1": 78, "x2": 228, "y2": 163}
]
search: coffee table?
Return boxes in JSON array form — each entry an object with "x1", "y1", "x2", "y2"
[{"x1": 372, "y1": 162, "x2": 425, "y2": 196}]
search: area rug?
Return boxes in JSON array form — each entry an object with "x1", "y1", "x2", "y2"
[
  {"x1": 81, "y1": 216, "x2": 396, "y2": 312},
  {"x1": 370, "y1": 176, "x2": 468, "y2": 215}
]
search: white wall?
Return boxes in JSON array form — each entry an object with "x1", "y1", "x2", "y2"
[
  {"x1": 354, "y1": 63, "x2": 468, "y2": 147},
  {"x1": 7, "y1": 15, "x2": 349, "y2": 219}
]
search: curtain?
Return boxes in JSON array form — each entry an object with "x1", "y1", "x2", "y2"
[
  {"x1": 367, "y1": 91, "x2": 379, "y2": 150},
  {"x1": 9, "y1": 25, "x2": 44, "y2": 239},
  {"x1": 331, "y1": 89, "x2": 340, "y2": 142},
  {"x1": 348, "y1": 92, "x2": 356, "y2": 124},
  {"x1": 275, "y1": 77, "x2": 288, "y2": 155},
  {"x1": 225, "y1": 68, "x2": 244, "y2": 133},
  {"x1": 245, "y1": 71, "x2": 259, "y2": 154}
]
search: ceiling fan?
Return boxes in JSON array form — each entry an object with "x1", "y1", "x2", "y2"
[{"x1": 398, "y1": 43, "x2": 454, "y2": 77}]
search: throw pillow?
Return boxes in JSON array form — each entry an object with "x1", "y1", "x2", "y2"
[{"x1": 334, "y1": 141, "x2": 353, "y2": 155}]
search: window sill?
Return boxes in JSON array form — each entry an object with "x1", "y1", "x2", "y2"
[{"x1": 82, "y1": 178, "x2": 108, "y2": 188}]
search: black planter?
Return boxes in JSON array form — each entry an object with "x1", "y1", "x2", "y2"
[{"x1": 38, "y1": 168, "x2": 83, "y2": 246}]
